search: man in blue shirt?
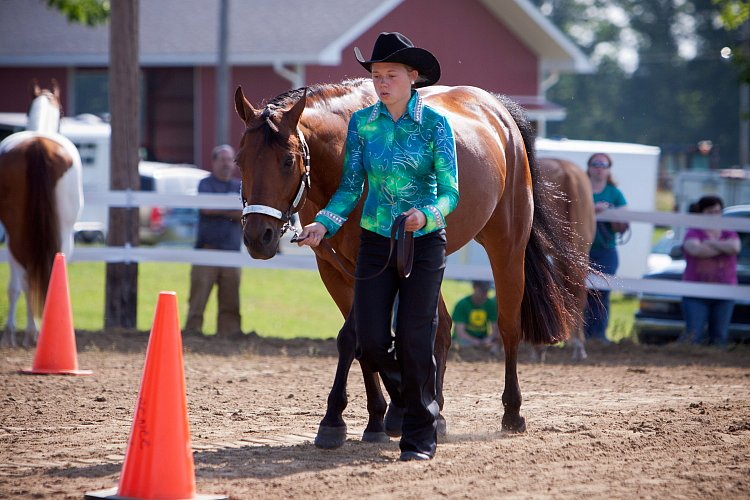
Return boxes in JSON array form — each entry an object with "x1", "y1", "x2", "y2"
[{"x1": 185, "y1": 144, "x2": 243, "y2": 337}]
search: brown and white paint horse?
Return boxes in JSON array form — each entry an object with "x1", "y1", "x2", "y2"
[{"x1": 0, "y1": 81, "x2": 83, "y2": 347}]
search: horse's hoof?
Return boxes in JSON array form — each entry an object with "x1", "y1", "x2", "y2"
[
  {"x1": 384, "y1": 403, "x2": 405, "y2": 438},
  {"x1": 501, "y1": 415, "x2": 526, "y2": 434},
  {"x1": 571, "y1": 347, "x2": 588, "y2": 362},
  {"x1": 437, "y1": 414, "x2": 447, "y2": 438},
  {"x1": 362, "y1": 430, "x2": 390, "y2": 443},
  {"x1": 314, "y1": 424, "x2": 347, "y2": 449}
]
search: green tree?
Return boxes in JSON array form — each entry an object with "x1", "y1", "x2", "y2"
[
  {"x1": 713, "y1": 0, "x2": 750, "y2": 82},
  {"x1": 532, "y1": 0, "x2": 743, "y2": 167},
  {"x1": 45, "y1": 0, "x2": 109, "y2": 26}
]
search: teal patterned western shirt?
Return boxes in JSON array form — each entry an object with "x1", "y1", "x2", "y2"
[{"x1": 314, "y1": 90, "x2": 459, "y2": 238}]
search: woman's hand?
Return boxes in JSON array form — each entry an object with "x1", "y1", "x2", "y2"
[
  {"x1": 295, "y1": 222, "x2": 327, "y2": 247},
  {"x1": 594, "y1": 201, "x2": 610, "y2": 214},
  {"x1": 402, "y1": 208, "x2": 426, "y2": 232}
]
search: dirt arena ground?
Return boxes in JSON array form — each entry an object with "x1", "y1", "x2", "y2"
[{"x1": 0, "y1": 331, "x2": 748, "y2": 499}]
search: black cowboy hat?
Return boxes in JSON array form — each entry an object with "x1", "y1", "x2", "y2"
[{"x1": 354, "y1": 32, "x2": 440, "y2": 88}]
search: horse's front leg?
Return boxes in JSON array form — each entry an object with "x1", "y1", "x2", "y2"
[
  {"x1": 434, "y1": 295, "x2": 452, "y2": 436},
  {"x1": 315, "y1": 313, "x2": 356, "y2": 448},
  {"x1": 315, "y1": 312, "x2": 388, "y2": 448}
]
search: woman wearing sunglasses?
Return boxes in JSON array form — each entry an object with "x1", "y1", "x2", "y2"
[{"x1": 585, "y1": 153, "x2": 628, "y2": 344}]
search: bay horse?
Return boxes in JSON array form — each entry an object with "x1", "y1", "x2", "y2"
[
  {"x1": 0, "y1": 80, "x2": 83, "y2": 347},
  {"x1": 234, "y1": 78, "x2": 589, "y2": 448},
  {"x1": 535, "y1": 157, "x2": 596, "y2": 362}
]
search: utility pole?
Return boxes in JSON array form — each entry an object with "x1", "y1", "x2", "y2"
[
  {"x1": 105, "y1": 0, "x2": 140, "y2": 329},
  {"x1": 740, "y1": 20, "x2": 749, "y2": 168},
  {"x1": 215, "y1": 0, "x2": 230, "y2": 146}
]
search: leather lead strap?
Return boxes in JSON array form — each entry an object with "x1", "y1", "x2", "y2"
[{"x1": 321, "y1": 214, "x2": 414, "y2": 280}]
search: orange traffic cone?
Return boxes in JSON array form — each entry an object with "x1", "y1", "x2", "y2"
[
  {"x1": 21, "y1": 252, "x2": 92, "y2": 375},
  {"x1": 85, "y1": 292, "x2": 227, "y2": 500}
]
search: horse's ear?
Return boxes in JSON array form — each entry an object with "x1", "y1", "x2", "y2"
[
  {"x1": 30, "y1": 79, "x2": 40, "y2": 98},
  {"x1": 51, "y1": 79, "x2": 60, "y2": 99},
  {"x1": 281, "y1": 88, "x2": 307, "y2": 131},
  {"x1": 235, "y1": 86, "x2": 258, "y2": 124}
]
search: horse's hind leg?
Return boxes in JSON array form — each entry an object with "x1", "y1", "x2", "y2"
[
  {"x1": 1, "y1": 282, "x2": 19, "y2": 348},
  {"x1": 569, "y1": 325, "x2": 587, "y2": 361},
  {"x1": 482, "y1": 234, "x2": 528, "y2": 434},
  {"x1": 2, "y1": 257, "x2": 26, "y2": 348},
  {"x1": 21, "y1": 286, "x2": 38, "y2": 348}
]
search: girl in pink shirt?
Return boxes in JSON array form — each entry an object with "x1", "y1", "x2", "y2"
[{"x1": 681, "y1": 195, "x2": 741, "y2": 346}]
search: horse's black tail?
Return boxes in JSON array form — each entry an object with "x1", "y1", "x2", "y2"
[
  {"x1": 25, "y1": 139, "x2": 61, "y2": 315},
  {"x1": 495, "y1": 95, "x2": 590, "y2": 345}
]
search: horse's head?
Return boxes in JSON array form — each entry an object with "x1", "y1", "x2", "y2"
[
  {"x1": 28, "y1": 79, "x2": 62, "y2": 133},
  {"x1": 234, "y1": 86, "x2": 310, "y2": 259}
]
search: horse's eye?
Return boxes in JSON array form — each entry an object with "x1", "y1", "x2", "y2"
[{"x1": 284, "y1": 154, "x2": 294, "y2": 168}]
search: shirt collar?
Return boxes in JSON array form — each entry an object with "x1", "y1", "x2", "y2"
[{"x1": 367, "y1": 91, "x2": 424, "y2": 125}]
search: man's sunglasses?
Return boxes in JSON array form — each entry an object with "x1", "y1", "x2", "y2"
[{"x1": 590, "y1": 160, "x2": 611, "y2": 168}]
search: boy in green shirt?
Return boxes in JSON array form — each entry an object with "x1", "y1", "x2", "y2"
[{"x1": 452, "y1": 281, "x2": 501, "y2": 354}]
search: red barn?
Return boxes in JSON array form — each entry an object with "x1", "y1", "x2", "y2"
[{"x1": 0, "y1": 0, "x2": 591, "y2": 169}]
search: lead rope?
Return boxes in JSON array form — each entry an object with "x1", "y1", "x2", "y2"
[{"x1": 304, "y1": 214, "x2": 413, "y2": 281}]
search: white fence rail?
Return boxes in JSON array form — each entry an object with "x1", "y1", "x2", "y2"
[{"x1": 1, "y1": 191, "x2": 748, "y2": 301}]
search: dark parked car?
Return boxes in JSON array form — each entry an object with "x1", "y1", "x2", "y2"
[{"x1": 634, "y1": 205, "x2": 750, "y2": 344}]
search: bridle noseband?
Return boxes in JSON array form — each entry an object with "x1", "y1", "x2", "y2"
[{"x1": 240, "y1": 127, "x2": 311, "y2": 237}]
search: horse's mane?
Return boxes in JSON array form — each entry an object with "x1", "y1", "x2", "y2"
[
  {"x1": 249, "y1": 79, "x2": 372, "y2": 150},
  {"x1": 264, "y1": 78, "x2": 370, "y2": 112},
  {"x1": 27, "y1": 90, "x2": 63, "y2": 133}
]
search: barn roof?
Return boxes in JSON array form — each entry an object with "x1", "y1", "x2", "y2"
[{"x1": 0, "y1": 0, "x2": 591, "y2": 72}]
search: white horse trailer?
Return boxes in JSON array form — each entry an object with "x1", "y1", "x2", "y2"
[
  {"x1": 446, "y1": 138, "x2": 661, "y2": 280},
  {"x1": 0, "y1": 112, "x2": 204, "y2": 244}
]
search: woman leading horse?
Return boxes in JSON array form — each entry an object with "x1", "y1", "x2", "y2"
[
  {"x1": 234, "y1": 34, "x2": 588, "y2": 456},
  {"x1": 295, "y1": 33, "x2": 456, "y2": 461}
]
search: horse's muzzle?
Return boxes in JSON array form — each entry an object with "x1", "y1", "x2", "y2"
[{"x1": 242, "y1": 218, "x2": 281, "y2": 259}]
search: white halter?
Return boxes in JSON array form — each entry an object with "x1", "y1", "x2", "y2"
[{"x1": 241, "y1": 127, "x2": 311, "y2": 226}]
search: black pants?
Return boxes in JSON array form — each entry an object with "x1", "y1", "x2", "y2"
[{"x1": 354, "y1": 228, "x2": 446, "y2": 457}]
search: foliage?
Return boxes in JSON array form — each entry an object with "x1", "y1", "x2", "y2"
[
  {"x1": 45, "y1": 0, "x2": 110, "y2": 26},
  {"x1": 531, "y1": 0, "x2": 744, "y2": 167},
  {"x1": 713, "y1": 0, "x2": 750, "y2": 83},
  {"x1": 714, "y1": 0, "x2": 750, "y2": 29}
]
